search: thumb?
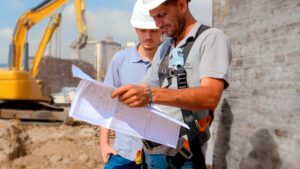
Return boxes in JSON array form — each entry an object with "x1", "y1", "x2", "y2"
[{"x1": 111, "y1": 149, "x2": 117, "y2": 155}]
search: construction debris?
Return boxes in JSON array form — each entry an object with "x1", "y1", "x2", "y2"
[{"x1": 0, "y1": 119, "x2": 111, "y2": 169}]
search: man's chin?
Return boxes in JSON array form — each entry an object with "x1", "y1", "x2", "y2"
[
  {"x1": 166, "y1": 32, "x2": 176, "y2": 38},
  {"x1": 142, "y1": 45, "x2": 155, "y2": 50}
]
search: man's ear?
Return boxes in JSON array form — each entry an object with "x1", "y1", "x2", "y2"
[{"x1": 177, "y1": 0, "x2": 188, "y2": 13}]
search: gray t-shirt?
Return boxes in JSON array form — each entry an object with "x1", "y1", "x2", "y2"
[
  {"x1": 142, "y1": 22, "x2": 232, "y2": 156},
  {"x1": 104, "y1": 44, "x2": 151, "y2": 161}
]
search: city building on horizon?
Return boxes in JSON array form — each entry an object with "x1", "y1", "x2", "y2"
[
  {"x1": 70, "y1": 36, "x2": 121, "y2": 81},
  {"x1": 124, "y1": 41, "x2": 136, "y2": 49}
]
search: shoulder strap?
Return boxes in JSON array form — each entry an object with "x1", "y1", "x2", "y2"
[
  {"x1": 182, "y1": 24, "x2": 210, "y2": 63},
  {"x1": 169, "y1": 25, "x2": 211, "y2": 169},
  {"x1": 158, "y1": 24, "x2": 210, "y2": 88},
  {"x1": 158, "y1": 43, "x2": 171, "y2": 87}
]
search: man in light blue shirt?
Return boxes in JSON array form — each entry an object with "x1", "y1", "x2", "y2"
[{"x1": 100, "y1": 0, "x2": 162, "y2": 168}]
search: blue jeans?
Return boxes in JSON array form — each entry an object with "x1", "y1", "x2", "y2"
[
  {"x1": 104, "y1": 154, "x2": 140, "y2": 169},
  {"x1": 144, "y1": 153, "x2": 194, "y2": 169}
]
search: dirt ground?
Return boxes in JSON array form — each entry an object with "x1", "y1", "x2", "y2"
[{"x1": 0, "y1": 119, "x2": 113, "y2": 169}]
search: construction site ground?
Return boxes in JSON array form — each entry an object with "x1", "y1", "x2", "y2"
[{"x1": 0, "y1": 119, "x2": 112, "y2": 169}]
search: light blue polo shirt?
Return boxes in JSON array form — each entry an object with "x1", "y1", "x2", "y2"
[{"x1": 103, "y1": 44, "x2": 151, "y2": 161}]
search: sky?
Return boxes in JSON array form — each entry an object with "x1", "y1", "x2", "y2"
[{"x1": 0, "y1": 0, "x2": 212, "y2": 64}]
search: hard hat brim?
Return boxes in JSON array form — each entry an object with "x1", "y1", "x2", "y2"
[{"x1": 130, "y1": 19, "x2": 158, "y2": 29}]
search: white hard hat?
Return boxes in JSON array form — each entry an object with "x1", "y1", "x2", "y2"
[
  {"x1": 141, "y1": 0, "x2": 167, "y2": 10},
  {"x1": 142, "y1": 0, "x2": 192, "y2": 10},
  {"x1": 130, "y1": 0, "x2": 158, "y2": 29}
]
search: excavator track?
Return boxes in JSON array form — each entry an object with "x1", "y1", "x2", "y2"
[{"x1": 0, "y1": 101, "x2": 71, "y2": 124}]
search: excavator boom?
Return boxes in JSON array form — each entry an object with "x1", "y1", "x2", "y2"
[
  {"x1": 8, "y1": 0, "x2": 87, "y2": 70},
  {"x1": 31, "y1": 13, "x2": 61, "y2": 79},
  {"x1": 0, "y1": 0, "x2": 88, "y2": 102}
]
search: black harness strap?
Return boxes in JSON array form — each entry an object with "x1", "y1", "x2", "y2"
[
  {"x1": 144, "y1": 25, "x2": 210, "y2": 169},
  {"x1": 182, "y1": 24, "x2": 210, "y2": 63},
  {"x1": 161, "y1": 25, "x2": 210, "y2": 169},
  {"x1": 158, "y1": 45, "x2": 171, "y2": 87},
  {"x1": 158, "y1": 25, "x2": 210, "y2": 88}
]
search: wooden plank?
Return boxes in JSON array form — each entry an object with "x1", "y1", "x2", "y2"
[
  {"x1": 21, "y1": 121, "x2": 63, "y2": 126},
  {"x1": 0, "y1": 109, "x2": 65, "y2": 121}
]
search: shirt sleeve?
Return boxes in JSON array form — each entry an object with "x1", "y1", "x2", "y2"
[
  {"x1": 103, "y1": 52, "x2": 122, "y2": 88},
  {"x1": 199, "y1": 29, "x2": 232, "y2": 89}
]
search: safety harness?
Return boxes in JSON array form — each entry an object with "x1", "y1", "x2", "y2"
[{"x1": 159, "y1": 24, "x2": 212, "y2": 169}]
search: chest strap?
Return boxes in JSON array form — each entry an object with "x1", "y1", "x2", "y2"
[
  {"x1": 158, "y1": 24, "x2": 210, "y2": 88},
  {"x1": 166, "y1": 25, "x2": 211, "y2": 169}
]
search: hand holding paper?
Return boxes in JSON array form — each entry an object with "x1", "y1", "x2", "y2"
[{"x1": 112, "y1": 84, "x2": 150, "y2": 107}]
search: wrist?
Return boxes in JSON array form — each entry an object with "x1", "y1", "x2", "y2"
[
  {"x1": 100, "y1": 139, "x2": 109, "y2": 145},
  {"x1": 101, "y1": 142, "x2": 110, "y2": 147},
  {"x1": 147, "y1": 86, "x2": 152, "y2": 105}
]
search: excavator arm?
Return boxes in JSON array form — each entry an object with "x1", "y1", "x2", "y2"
[
  {"x1": 0, "y1": 0, "x2": 88, "y2": 102},
  {"x1": 30, "y1": 13, "x2": 61, "y2": 79},
  {"x1": 8, "y1": 0, "x2": 88, "y2": 70}
]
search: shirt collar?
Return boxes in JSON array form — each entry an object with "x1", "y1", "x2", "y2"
[
  {"x1": 170, "y1": 21, "x2": 202, "y2": 47},
  {"x1": 131, "y1": 42, "x2": 151, "y2": 63}
]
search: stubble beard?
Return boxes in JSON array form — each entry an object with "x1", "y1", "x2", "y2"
[
  {"x1": 166, "y1": 15, "x2": 185, "y2": 38},
  {"x1": 141, "y1": 43, "x2": 156, "y2": 51}
]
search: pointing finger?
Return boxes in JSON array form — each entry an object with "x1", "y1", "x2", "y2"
[{"x1": 111, "y1": 85, "x2": 129, "y2": 98}]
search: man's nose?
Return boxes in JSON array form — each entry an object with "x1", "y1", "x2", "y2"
[
  {"x1": 145, "y1": 31, "x2": 152, "y2": 39},
  {"x1": 154, "y1": 18, "x2": 163, "y2": 28}
]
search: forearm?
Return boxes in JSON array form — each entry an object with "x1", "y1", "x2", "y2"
[
  {"x1": 150, "y1": 87, "x2": 219, "y2": 110},
  {"x1": 113, "y1": 78, "x2": 224, "y2": 109},
  {"x1": 100, "y1": 127, "x2": 116, "y2": 162},
  {"x1": 149, "y1": 78, "x2": 224, "y2": 110},
  {"x1": 100, "y1": 127, "x2": 111, "y2": 145}
]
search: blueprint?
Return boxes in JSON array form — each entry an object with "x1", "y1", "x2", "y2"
[{"x1": 69, "y1": 65, "x2": 189, "y2": 148}]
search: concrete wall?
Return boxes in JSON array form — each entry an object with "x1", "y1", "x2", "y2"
[{"x1": 212, "y1": 0, "x2": 300, "y2": 168}]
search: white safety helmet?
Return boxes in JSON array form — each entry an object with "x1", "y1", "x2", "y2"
[
  {"x1": 130, "y1": 0, "x2": 158, "y2": 29},
  {"x1": 142, "y1": 0, "x2": 191, "y2": 10},
  {"x1": 141, "y1": 0, "x2": 167, "y2": 10}
]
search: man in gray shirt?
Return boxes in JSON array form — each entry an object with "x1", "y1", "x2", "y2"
[{"x1": 112, "y1": 0, "x2": 231, "y2": 168}]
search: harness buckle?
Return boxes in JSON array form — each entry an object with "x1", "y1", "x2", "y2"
[
  {"x1": 176, "y1": 66, "x2": 187, "y2": 89},
  {"x1": 168, "y1": 68, "x2": 177, "y2": 78},
  {"x1": 179, "y1": 145, "x2": 193, "y2": 160}
]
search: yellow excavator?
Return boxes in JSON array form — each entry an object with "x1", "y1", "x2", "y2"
[{"x1": 0, "y1": 0, "x2": 88, "y2": 122}]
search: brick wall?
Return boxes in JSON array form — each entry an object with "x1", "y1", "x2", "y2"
[{"x1": 212, "y1": 0, "x2": 300, "y2": 168}]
